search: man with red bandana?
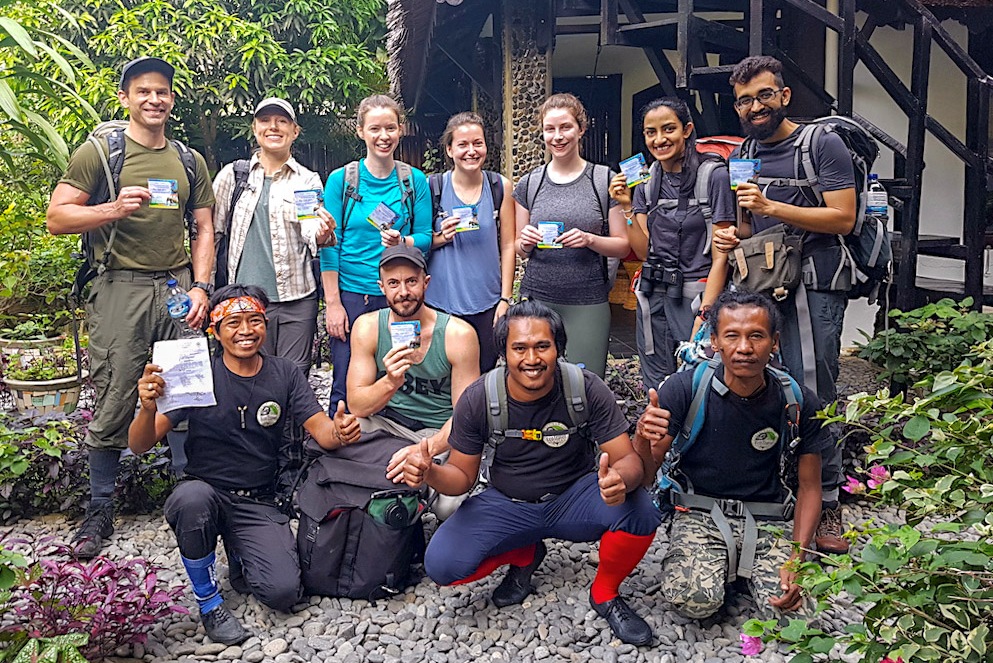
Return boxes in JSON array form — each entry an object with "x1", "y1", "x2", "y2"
[
  {"x1": 402, "y1": 300, "x2": 662, "y2": 647},
  {"x1": 129, "y1": 284, "x2": 360, "y2": 645}
]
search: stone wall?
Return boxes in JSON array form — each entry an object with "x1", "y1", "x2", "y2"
[{"x1": 502, "y1": 1, "x2": 549, "y2": 183}]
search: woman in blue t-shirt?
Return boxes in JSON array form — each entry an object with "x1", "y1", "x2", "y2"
[
  {"x1": 319, "y1": 95, "x2": 433, "y2": 412},
  {"x1": 425, "y1": 112, "x2": 516, "y2": 372},
  {"x1": 609, "y1": 98, "x2": 737, "y2": 389}
]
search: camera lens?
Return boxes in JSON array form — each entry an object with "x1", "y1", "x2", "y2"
[{"x1": 383, "y1": 500, "x2": 409, "y2": 528}]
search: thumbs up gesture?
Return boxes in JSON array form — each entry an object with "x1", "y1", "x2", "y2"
[
  {"x1": 636, "y1": 388, "x2": 670, "y2": 443},
  {"x1": 402, "y1": 437, "x2": 433, "y2": 489},
  {"x1": 333, "y1": 400, "x2": 361, "y2": 445},
  {"x1": 597, "y1": 452, "x2": 626, "y2": 506}
]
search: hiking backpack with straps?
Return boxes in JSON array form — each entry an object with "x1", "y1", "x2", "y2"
[
  {"x1": 428, "y1": 170, "x2": 504, "y2": 245},
  {"x1": 213, "y1": 159, "x2": 252, "y2": 290},
  {"x1": 339, "y1": 160, "x2": 416, "y2": 247},
  {"x1": 480, "y1": 360, "x2": 593, "y2": 482},
  {"x1": 524, "y1": 164, "x2": 615, "y2": 284},
  {"x1": 642, "y1": 136, "x2": 742, "y2": 257},
  {"x1": 741, "y1": 116, "x2": 892, "y2": 302},
  {"x1": 72, "y1": 120, "x2": 200, "y2": 298},
  {"x1": 654, "y1": 356, "x2": 804, "y2": 581}
]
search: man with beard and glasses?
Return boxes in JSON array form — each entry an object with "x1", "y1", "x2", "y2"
[
  {"x1": 344, "y1": 243, "x2": 479, "y2": 518},
  {"x1": 727, "y1": 55, "x2": 854, "y2": 555},
  {"x1": 401, "y1": 300, "x2": 662, "y2": 647}
]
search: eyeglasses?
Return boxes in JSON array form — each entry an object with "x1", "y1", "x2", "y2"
[{"x1": 733, "y1": 88, "x2": 784, "y2": 111}]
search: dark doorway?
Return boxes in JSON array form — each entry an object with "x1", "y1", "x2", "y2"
[{"x1": 553, "y1": 75, "x2": 622, "y2": 168}]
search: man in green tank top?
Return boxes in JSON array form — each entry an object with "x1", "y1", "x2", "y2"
[{"x1": 346, "y1": 244, "x2": 480, "y2": 515}]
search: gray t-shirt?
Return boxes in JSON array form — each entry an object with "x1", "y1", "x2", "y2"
[
  {"x1": 513, "y1": 163, "x2": 617, "y2": 305},
  {"x1": 236, "y1": 177, "x2": 279, "y2": 301},
  {"x1": 632, "y1": 162, "x2": 735, "y2": 279},
  {"x1": 734, "y1": 126, "x2": 855, "y2": 251}
]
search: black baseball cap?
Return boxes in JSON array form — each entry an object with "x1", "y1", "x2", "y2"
[
  {"x1": 120, "y1": 57, "x2": 175, "y2": 89},
  {"x1": 379, "y1": 244, "x2": 427, "y2": 272}
]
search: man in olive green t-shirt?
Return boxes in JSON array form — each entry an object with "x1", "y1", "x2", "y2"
[
  {"x1": 344, "y1": 244, "x2": 479, "y2": 518},
  {"x1": 46, "y1": 56, "x2": 215, "y2": 559}
]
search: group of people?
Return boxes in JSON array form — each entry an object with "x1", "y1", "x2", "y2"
[{"x1": 44, "y1": 52, "x2": 854, "y2": 648}]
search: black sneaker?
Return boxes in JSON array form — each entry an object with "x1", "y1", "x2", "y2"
[
  {"x1": 491, "y1": 540, "x2": 547, "y2": 608},
  {"x1": 202, "y1": 605, "x2": 248, "y2": 645},
  {"x1": 590, "y1": 592, "x2": 653, "y2": 646},
  {"x1": 71, "y1": 503, "x2": 114, "y2": 560}
]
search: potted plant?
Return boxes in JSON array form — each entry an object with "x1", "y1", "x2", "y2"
[
  {"x1": 0, "y1": 311, "x2": 74, "y2": 367},
  {"x1": 2, "y1": 345, "x2": 88, "y2": 414}
]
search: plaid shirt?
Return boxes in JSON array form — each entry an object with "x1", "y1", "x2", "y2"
[{"x1": 213, "y1": 154, "x2": 325, "y2": 301}]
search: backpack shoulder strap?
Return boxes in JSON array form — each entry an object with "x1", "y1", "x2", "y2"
[
  {"x1": 485, "y1": 170, "x2": 504, "y2": 222},
  {"x1": 170, "y1": 139, "x2": 200, "y2": 238},
  {"x1": 226, "y1": 159, "x2": 252, "y2": 233},
  {"x1": 558, "y1": 361, "x2": 589, "y2": 431},
  {"x1": 395, "y1": 161, "x2": 416, "y2": 228},
  {"x1": 794, "y1": 123, "x2": 824, "y2": 206},
  {"x1": 480, "y1": 366, "x2": 508, "y2": 481},
  {"x1": 590, "y1": 163, "x2": 610, "y2": 223},
  {"x1": 656, "y1": 357, "x2": 722, "y2": 490},
  {"x1": 525, "y1": 165, "x2": 546, "y2": 210},
  {"x1": 428, "y1": 172, "x2": 444, "y2": 219},
  {"x1": 695, "y1": 159, "x2": 721, "y2": 256},
  {"x1": 84, "y1": 129, "x2": 127, "y2": 271},
  {"x1": 340, "y1": 160, "x2": 362, "y2": 243}
]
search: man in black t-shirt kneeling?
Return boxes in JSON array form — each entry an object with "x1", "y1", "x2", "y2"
[
  {"x1": 129, "y1": 284, "x2": 360, "y2": 645},
  {"x1": 636, "y1": 289, "x2": 831, "y2": 619},
  {"x1": 402, "y1": 300, "x2": 662, "y2": 646}
]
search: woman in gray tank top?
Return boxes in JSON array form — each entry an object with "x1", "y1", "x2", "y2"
[{"x1": 513, "y1": 94, "x2": 631, "y2": 378}]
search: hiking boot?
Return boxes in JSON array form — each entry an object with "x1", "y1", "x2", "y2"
[
  {"x1": 71, "y1": 503, "x2": 114, "y2": 560},
  {"x1": 491, "y1": 541, "x2": 547, "y2": 608},
  {"x1": 590, "y1": 592, "x2": 653, "y2": 646},
  {"x1": 202, "y1": 604, "x2": 248, "y2": 645},
  {"x1": 815, "y1": 504, "x2": 849, "y2": 554}
]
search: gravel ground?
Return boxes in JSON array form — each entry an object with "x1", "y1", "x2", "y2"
[{"x1": 7, "y1": 357, "x2": 896, "y2": 663}]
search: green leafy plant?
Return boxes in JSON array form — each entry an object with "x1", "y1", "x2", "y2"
[
  {"x1": 4, "y1": 349, "x2": 78, "y2": 382},
  {"x1": 857, "y1": 297, "x2": 993, "y2": 387},
  {"x1": 744, "y1": 341, "x2": 993, "y2": 662},
  {"x1": 0, "y1": 313, "x2": 73, "y2": 341}
]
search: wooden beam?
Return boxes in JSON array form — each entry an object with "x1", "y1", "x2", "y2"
[
  {"x1": 854, "y1": 33, "x2": 917, "y2": 115},
  {"x1": 837, "y1": 0, "x2": 856, "y2": 116},
  {"x1": 748, "y1": 0, "x2": 763, "y2": 55},
  {"x1": 643, "y1": 48, "x2": 681, "y2": 98},
  {"x1": 601, "y1": 0, "x2": 618, "y2": 45},
  {"x1": 903, "y1": 0, "x2": 986, "y2": 79},
  {"x1": 436, "y1": 43, "x2": 496, "y2": 100},
  {"x1": 676, "y1": 0, "x2": 692, "y2": 88},
  {"x1": 690, "y1": 16, "x2": 747, "y2": 52},
  {"x1": 963, "y1": 77, "x2": 991, "y2": 308},
  {"x1": 896, "y1": 16, "x2": 932, "y2": 311},
  {"x1": 617, "y1": 17, "x2": 680, "y2": 33},
  {"x1": 778, "y1": 0, "x2": 844, "y2": 32},
  {"x1": 618, "y1": 0, "x2": 645, "y2": 23}
]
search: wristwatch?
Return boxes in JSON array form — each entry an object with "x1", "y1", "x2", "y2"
[{"x1": 191, "y1": 281, "x2": 214, "y2": 296}]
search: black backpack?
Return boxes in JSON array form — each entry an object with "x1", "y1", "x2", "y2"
[
  {"x1": 213, "y1": 159, "x2": 251, "y2": 290},
  {"x1": 741, "y1": 116, "x2": 892, "y2": 302},
  {"x1": 295, "y1": 436, "x2": 425, "y2": 601},
  {"x1": 71, "y1": 121, "x2": 199, "y2": 298}
]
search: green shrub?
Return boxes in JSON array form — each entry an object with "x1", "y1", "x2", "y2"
[
  {"x1": 745, "y1": 342, "x2": 993, "y2": 662},
  {"x1": 0, "y1": 411, "x2": 175, "y2": 523},
  {"x1": 857, "y1": 297, "x2": 993, "y2": 387}
]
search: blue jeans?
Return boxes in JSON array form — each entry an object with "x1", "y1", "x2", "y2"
[
  {"x1": 328, "y1": 290, "x2": 387, "y2": 414},
  {"x1": 424, "y1": 473, "x2": 661, "y2": 585}
]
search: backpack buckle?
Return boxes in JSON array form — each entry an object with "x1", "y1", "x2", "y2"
[
  {"x1": 521, "y1": 429, "x2": 543, "y2": 441},
  {"x1": 717, "y1": 498, "x2": 745, "y2": 518}
]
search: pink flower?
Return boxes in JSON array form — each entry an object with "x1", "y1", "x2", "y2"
[
  {"x1": 881, "y1": 657, "x2": 904, "y2": 663},
  {"x1": 842, "y1": 475, "x2": 866, "y2": 495},
  {"x1": 740, "y1": 633, "x2": 763, "y2": 656},
  {"x1": 867, "y1": 465, "x2": 891, "y2": 489}
]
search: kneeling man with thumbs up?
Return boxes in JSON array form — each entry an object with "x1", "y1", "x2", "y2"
[{"x1": 402, "y1": 300, "x2": 662, "y2": 647}]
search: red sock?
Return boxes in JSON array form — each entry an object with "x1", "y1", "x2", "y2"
[
  {"x1": 450, "y1": 544, "x2": 537, "y2": 586},
  {"x1": 590, "y1": 530, "x2": 655, "y2": 604}
]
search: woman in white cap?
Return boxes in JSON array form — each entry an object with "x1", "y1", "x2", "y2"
[{"x1": 212, "y1": 97, "x2": 335, "y2": 374}]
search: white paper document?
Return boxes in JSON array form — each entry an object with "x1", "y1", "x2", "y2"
[{"x1": 151, "y1": 338, "x2": 216, "y2": 414}]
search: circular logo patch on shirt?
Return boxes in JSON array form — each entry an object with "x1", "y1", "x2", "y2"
[
  {"x1": 542, "y1": 421, "x2": 570, "y2": 448},
  {"x1": 257, "y1": 401, "x2": 281, "y2": 427},
  {"x1": 751, "y1": 427, "x2": 779, "y2": 452}
]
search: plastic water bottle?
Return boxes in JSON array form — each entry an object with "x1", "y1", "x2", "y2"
[
  {"x1": 165, "y1": 279, "x2": 200, "y2": 338},
  {"x1": 866, "y1": 173, "x2": 888, "y2": 218}
]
